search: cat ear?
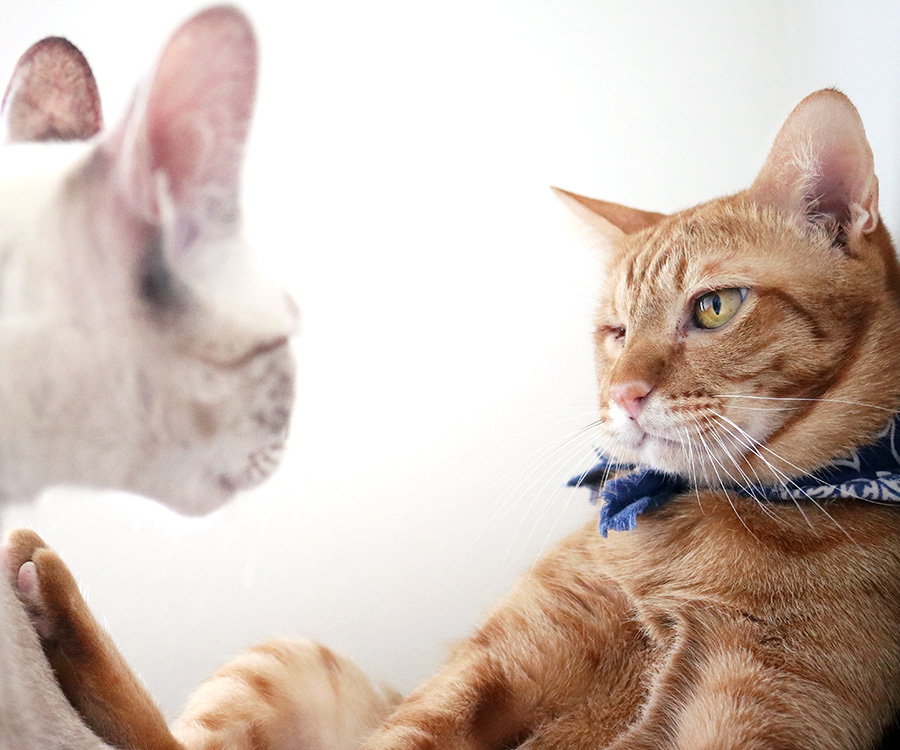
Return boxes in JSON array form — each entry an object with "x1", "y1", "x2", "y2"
[
  {"x1": 109, "y1": 6, "x2": 257, "y2": 240},
  {"x1": 103, "y1": 7, "x2": 295, "y2": 361},
  {"x1": 0, "y1": 37, "x2": 102, "y2": 143},
  {"x1": 552, "y1": 187, "x2": 667, "y2": 246},
  {"x1": 750, "y1": 89, "x2": 879, "y2": 237}
]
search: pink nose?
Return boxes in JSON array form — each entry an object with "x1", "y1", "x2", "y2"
[{"x1": 609, "y1": 380, "x2": 653, "y2": 419}]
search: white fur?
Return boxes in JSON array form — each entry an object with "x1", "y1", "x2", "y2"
[
  {"x1": 0, "y1": 141, "x2": 295, "y2": 512},
  {"x1": 0, "y1": 7, "x2": 296, "y2": 747}
]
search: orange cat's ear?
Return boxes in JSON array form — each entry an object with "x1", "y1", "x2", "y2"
[
  {"x1": 750, "y1": 89, "x2": 879, "y2": 236},
  {"x1": 552, "y1": 187, "x2": 666, "y2": 247}
]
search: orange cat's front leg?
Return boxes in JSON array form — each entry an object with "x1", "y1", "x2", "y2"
[
  {"x1": 606, "y1": 605, "x2": 894, "y2": 750},
  {"x1": 1, "y1": 529, "x2": 184, "y2": 750},
  {"x1": 365, "y1": 536, "x2": 649, "y2": 750}
]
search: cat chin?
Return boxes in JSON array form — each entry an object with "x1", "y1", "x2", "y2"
[
  {"x1": 132, "y1": 469, "x2": 260, "y2": 518},
  {"x1": 623, "y1": 436, "x2": 728, "y2": 482},
  {"x1": 150, "y1": 486, "x2": 231, "y2": 518},
  {"x1": 636, "y1": 438, "x2": 691, "y2": 473}
]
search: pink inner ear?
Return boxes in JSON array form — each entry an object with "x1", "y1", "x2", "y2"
[
  {"x1": 144, "y1": 7, "x2": 257, "y2": 216},
  {"x1": 750, "y1": 90, "x2": 878, "y2": 234},
  {"x1": 813, "y1": 148, "x2": 858, "y2": 219},
  {"x1": 553, "y1": 188, "x2": 666, "y2": 233},
  {"x1": 1, "y1": 37, "x2": 102, "y2": 143}
]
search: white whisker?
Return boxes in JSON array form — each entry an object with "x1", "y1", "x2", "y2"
[
  {"x1": 680, "y1": 425, "x2": 705, "y2": 514},
  {"x1": 688, "y1": 414, "x2": 758, "y2": 540},
  {"x1": 726, "y1": 405, "x2": 800, "y2": 413},
  {"x1": 712, "y1": 393, "x2": 894, "y2": 413},
  {"x1": 464, "y1": 421, "x2": 606, "y2": 557},
  {"x1": 713, "y1": 412, "x2": 861, "y2": 546},
  {"x1": 487, "y1": 419, "x2": 602, "y2": 492},
  {"x1": 502, "y1": 424, "x2": 609, "y2": 566},
  {"x1": 710, "y1": 417, "x2": 787, "y2": 524},
  {"x1": 712, "y1": 412, "x2": 816, "y2": 529}
]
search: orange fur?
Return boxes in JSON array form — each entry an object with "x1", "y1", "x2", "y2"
[
  {"x1": 3, "y1": 530, "x2": 182, "y2": 750},
  {"x1": 4, "y1": 530, "x2": 398, "y2": 750},
  {"x1": 365, "y1": 89, "x2": 900, "y2": 750},
  {"x1": 369, "y1": 500, "x2": 900, "y2": 749},
  {"x1": 172, "y1": 639, "x2": 397, "y2": 750},
  {"x1": 8, "y1": 89, "x2": 900, "y2": 749}
]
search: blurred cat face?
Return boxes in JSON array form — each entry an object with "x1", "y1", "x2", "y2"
[{"x1": 0, "y1": 8, "x2": 298, "y2": 513}]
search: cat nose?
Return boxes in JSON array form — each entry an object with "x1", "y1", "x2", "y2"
[{"x1": 610, "y1": 380, "x2": 653, "y2": 419}]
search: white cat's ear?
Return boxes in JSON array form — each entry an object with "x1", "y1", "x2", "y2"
[
  {"x1": 553, "y1": 187, "x2": 666, "y2": 246},
  {"x1": 750, "y1": 89, "x2": 879, "y2": 237},
  {"x1": 110, "y1": 6, "x2": 257, "y2": 238},
  {"x1": 0, "y1": 37, "x2": 103, "y2": 143},
  {"x1": 103, "y1": 7, "x2": 295, "y2": 363}
]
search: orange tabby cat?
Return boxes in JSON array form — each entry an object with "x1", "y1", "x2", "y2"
[{"x1": 8, "y1": 88, "x2": 900, "y2": 749}]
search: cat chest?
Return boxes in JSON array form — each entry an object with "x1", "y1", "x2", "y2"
[{"x1": 587, "y1": 494, "x2": 900, "y2": 638}]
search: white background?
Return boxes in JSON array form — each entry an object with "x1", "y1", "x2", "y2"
[{"x1": 2, "y1": 0, "x2": 900, "y2": 718}]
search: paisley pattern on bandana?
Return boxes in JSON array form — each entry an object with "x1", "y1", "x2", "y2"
[{"x1": 569, "y1": 414, "x2": 900, "y2": 537}]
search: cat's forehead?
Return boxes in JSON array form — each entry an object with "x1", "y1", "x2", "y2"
[{"x1": 604, "y1": 200, "x2": 789, "y2": 320}]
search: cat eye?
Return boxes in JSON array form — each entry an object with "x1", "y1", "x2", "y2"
[
  {"x1": 693, "y1": 288, "x2": 747, "y2": 329},
  {"x1": 601, "y1": 325, "x2": 626, "y2": 342}
]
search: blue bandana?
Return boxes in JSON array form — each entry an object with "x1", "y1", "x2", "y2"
[{"x1": 568, "y1": 414, "x2": 900, "y2": 537}]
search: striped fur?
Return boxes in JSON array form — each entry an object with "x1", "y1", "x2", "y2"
[
  {"x1": 172, "y1": 639, "x2": 398, "y2": 750},
  {"x1": 8, "y1": 89, "x2": 900, "y2": 748}
]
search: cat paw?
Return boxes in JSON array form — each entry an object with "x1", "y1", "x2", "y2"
[
  {"x1": 1, "y1": 528, "x2": 79, "y2": 642},
  {"x1": 1, "y1": 528, "x2": 46, "y2": 579}
]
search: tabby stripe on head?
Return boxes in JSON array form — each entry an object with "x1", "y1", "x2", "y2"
[
  {"x1": 672, "y1": 250, "x2": 689, "y2": 293},
  {"x1": 764, "y1": 307, "x2": 871, "y2": 447},
  {"x1": 756, "y1": 286, "x2": 828, "y2": 341},
  {"x1": 642, "y1": 240, "x2": 678, "y2": 289}
]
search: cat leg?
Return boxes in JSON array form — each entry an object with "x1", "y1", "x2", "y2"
[
  {"x1": 172, "y1": 638, "x2": 398, "y2": 750},
  {"x1": 0, "y1": 571, "x2": 117, "y2": 750},
  {"x1": 605, "y1": 606, "x2": 886, "y2": 750},
  {"x1": 670, "y1": 639, "x2": 894, "y2": 750},
  {"x1": 3, "y1": 529, "x2": 184, "y2": 750},
  {"x1": 669, "y1": 648, "x2": 825, "y2": 750},
  {"x1": 364, "y1": 552, "x2": 648, "y2": 750}
]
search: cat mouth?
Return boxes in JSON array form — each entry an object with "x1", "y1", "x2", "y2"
[
  {"x1": 195, "y1": 335, "x2": 292, "y2": 370},
  {"x1": 640, "y1": 433, "x2": 685, "y2": 452},
  {"x1": 606, "y1": 413, "x2": 730, "y2": 469},
  {"x1": 620, "y1": 424, "x2": 681, "y2": 451},
  {"x1": 620, "y1": 427, "x2": 710, "y2": 471}
]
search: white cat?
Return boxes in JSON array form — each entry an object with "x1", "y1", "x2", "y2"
[{"x1": 0, "y1": 7, "x2": 296, "y2": 748}]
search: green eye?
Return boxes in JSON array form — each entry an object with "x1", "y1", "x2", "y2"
[{"x1": 693, "y1": 288, "x2": 746, "y2": 329}]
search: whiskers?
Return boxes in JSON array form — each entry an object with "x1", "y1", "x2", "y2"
[
  {"x1": 686, "y1": 413, "x2": 762, "y2": 539},
  {"x1": 703, "y1": 392, "x2": 899, "y2": 544},
  {"x1": 701, "y1": 409, "x2": 862, "y2": 547},
  {"x1": 467, "y1": 417, "x2": 601, "y2": 551},
  {"x1": 712, "y1": 393, "x2": 895, "y2": 414},
  {"x1": 467, "y1": 411, "x2": 611, "y2": 564},
  {"x1": 473, "y1": 395, "x2": 877, "y2": 569}
]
